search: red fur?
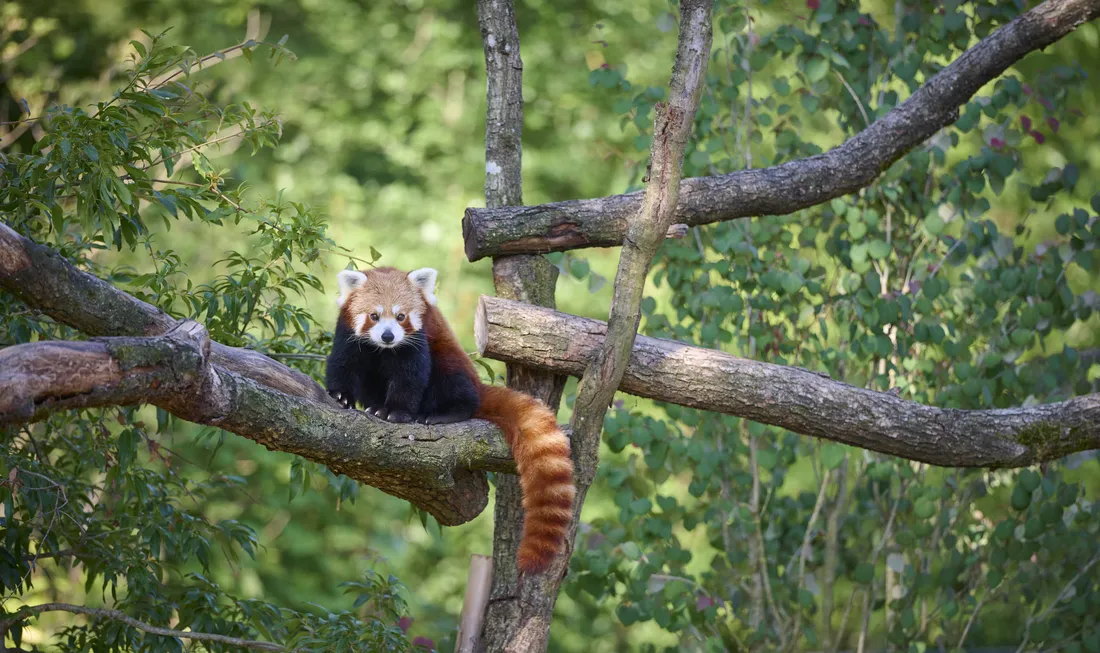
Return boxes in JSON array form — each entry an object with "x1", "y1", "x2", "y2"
[
  {"x1": 352, "y1": 280, "x2": 575, "y2": 573},
  {"x1": 423, "y1": 304, "x2": 575, "y2": 572},
  {"x1": 477, "y1": 384, "x2": 576, "y2": 573}
]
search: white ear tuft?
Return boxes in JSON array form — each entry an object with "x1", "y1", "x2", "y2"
[
  {"x1": 407, "y1": 268, "x2": 438, "y2": 305},
  {"x1": 336, "y1": 269, "x2": 367, "y2": 306}
]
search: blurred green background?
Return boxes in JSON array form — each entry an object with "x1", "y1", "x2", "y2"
[
  {"x1": 3, "y1": 0, "x2": 678, "y2": 649},
  {"x1": 4, "y1": 0, "x2": 1100, "y2": 651}
]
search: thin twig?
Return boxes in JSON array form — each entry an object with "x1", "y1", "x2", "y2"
[
  {"x1": 0, "y1": 603, "x2": 282, "y2": 651},
  {"x1": 834, "y1": 70, "x2": 872, "y2": 128},
  {"x1": 149, "y1": 41, "x2": 262, "y2": 89},
  {"x1": 783, "y1": 469, "x2": 832, "y2": 652}
]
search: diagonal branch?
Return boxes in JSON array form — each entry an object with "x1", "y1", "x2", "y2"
[
  {"x1": 569, "y1": 0, "x2": 713, "y2": 484},
  {"x1": 0, "y1": 602, "x2": 281, "y2": 651},
  {"x1": 0, "y1": 223, "x2": 517, "y2": 526},
  {"x1": 0, "y1": 321, "x2": 516, "y2": 524},
  {"x1": 476, "y1": 296, "x2": 1100, "y2": 467},
  {"x1": 0, "y1": 221, "x2": 330, "y2": 404},
  {"x1": 461, "y1": 0, "x2": 1100, "y2": 261}
]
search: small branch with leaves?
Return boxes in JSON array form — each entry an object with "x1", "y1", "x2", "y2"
[
  {"x1": 0, "y1": 222, "x2": 516, "y2": 526},
  {"x1": 0, "y1": 603, "x2": 282, "y2": 652}
]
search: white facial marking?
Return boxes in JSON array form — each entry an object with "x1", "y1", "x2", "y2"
[
  {"x1": 408, "y1": 310, "x2": 423, "y2": 330},
  {"x1": 407, "y1": 268, "x2": 438, "y2": 305},
  {"x1": 353, "y1": 314, "x2": 367, "y2": 334},
  {"x1": 336, "y1": 270, "x2": 367, "y2": 307},
  {"x1": 368, "y1": 317, "x2": 404, "y2": 348},
  {"x1": 393, "y1": 305, "x2": 402, "y2": 315}
]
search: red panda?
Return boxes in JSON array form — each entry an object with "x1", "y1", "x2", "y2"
[{"x1": 325, "y1": 266, "x2": 575, "y2": 573}]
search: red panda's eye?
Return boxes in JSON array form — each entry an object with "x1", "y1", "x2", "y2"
[
  {"x1": 397, "y1": 313, "x2": 406, "y2": 322},
  {"x1": 369, "y1": 313, "x2": 379, "y2": 321}
]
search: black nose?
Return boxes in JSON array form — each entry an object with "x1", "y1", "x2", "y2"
[{"x1": 381, "y1": 330, "x2": 395, "y2": 343}]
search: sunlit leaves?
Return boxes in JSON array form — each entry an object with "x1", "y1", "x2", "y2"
[
  {"x1": 581, "y1": 0, "x2": 1100, "y2": 649},
  {"x1": 0, "y1": 26, "x2": 410, "y2": 652}
]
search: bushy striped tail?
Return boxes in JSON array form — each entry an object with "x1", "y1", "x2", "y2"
[{"x1": 476, "y1": 384, "x2": 575, "y2": 573}]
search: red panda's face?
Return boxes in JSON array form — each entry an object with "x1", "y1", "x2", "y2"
[{"x1": 336, "y1": 266, "x2": 437, "y2": 349}]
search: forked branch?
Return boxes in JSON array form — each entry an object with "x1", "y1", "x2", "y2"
[{"x1": 461, "y1": 0, "x2": 1100, "y2": 261}]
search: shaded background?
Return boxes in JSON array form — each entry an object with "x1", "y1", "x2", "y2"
[{"x1": 3, "y1": 0, "x2": 1099, "y2": 650}]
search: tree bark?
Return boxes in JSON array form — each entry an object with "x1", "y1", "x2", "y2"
[
  {"x1": 0, "y1": 222, "x2": 525, "y2": 526},
  {"x1": 480, "y1": 0, "x2": 712, "y2": 650},
  {"x1": 474, "y1": 2, "x2": 570, "y2": 651},
  {"x1": 0, "y1": 320, "x2": 517, "y2": 524},
  {"x1": 476, "y1": 296, "x2": 1100, "y2": 466},
  {"x1": 460, "y1": 0, "x2": 1100, "y2": 261},
  {"x1": 0, "y1": 222, "x2": 331, "y2": 404}
]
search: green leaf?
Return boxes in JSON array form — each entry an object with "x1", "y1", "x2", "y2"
[
  {"x1": 821, "y1": 445, "x2": 845, "y2": 470},
  {"x1": 117, "y1": 429, "x2": 137, "y2": 471},
  {"x1": 800, "y1": 56, "x2": 827, "y2": 82},
  {"x1": 924, "y1": 214, "x2": 945, "y2": 235},
  {"x1": 1011, "y1": 485, "x2": 1032, "y2": 511},
  {"x1": 854, "y1": 563, "x2": 874, "y2": 585},
  {"x1": 1019, "y1": 469, "x2": 1041, "y2": 492},
  {"x1": 756, "y1": 448, "x2": 778, "y2": 470},
  {"x1": 620, "y1": 541, "x2": 642, "y2": 560},
  {"x1": 868, "y1": 239, "x2": 890, "y2": 260},
  {"x1": 1056, "y1": 213, "x2": 1071, "y2": 235}
]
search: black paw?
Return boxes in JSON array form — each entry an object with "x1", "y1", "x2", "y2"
[
  {"x1": 329, "y1": 390, "x2": 353, "y2": 409},
  {"x1": 365, "y1": 406, "x2": 414, "y2": 424},
  {"x1": 384, "y1": 410, "x2": 414, "y2": 424},
  {"x1": 423, "y1": 414, "x2": 462, "y2": 425}
]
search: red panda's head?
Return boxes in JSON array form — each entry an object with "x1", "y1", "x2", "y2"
[{"x1": 335, "y1": 266, "x2": 437, "y2": 349}]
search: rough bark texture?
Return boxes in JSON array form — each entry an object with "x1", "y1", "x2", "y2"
[
  {"x1": 0, "y1": 222, "x2": 331, "y2": 404},
  {"x1": 0, "y1": 320, "x2": 516, "y2": 523},
  {"x1": 475, "y1": 2, "x2": 570, "y2": 651},
  {"x1": 0, "y1": 222, "x2": 518, "y2": 526},
  {"x1": 487, "y1": 2, "x2": 711, "y2": 651},
  {"x1": 461, "y1": 0, "x2": 1100, "y2": 261},
  {"x1": 569, "y1": 0, "x2": 712, "y2": 482},
  {"x1": 477, "y1": 296, "x2": 1100, "y2": 467}
]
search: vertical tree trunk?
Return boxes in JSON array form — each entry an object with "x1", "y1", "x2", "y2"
[
  {"x1": 475, "y1": 1, "x2": 567, "y2": 651},
  {"x1": 478, "y1": 2, "x2": 714, "y2": 651}
]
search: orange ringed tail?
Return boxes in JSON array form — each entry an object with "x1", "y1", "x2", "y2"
[{"x1": 476, "y1": 384, "x2": 575, "y2": 573}]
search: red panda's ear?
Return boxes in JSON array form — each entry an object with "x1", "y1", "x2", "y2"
[
  {"x1": 407, "y1": 268, "x2": 438, "y2": 305},
  {"x1": 336, "y1": 269, "x2": 367, "y2": 306}
]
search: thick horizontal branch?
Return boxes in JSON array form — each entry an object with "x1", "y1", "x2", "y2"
[
  {"x1": 0, "y1": 222, "x2": 521, "y2": 525},
  {"x1": 0, "y1": 222, "x2": 331, "y2": 404},
  {"x1": 461, "y1": 0, "x2": 1100, "y2": 261},
  {"x1": 0, "y1": 321, "x2": 516, "y2": 525},
  {"x1": 476, "y1": 296, "x2": 1100, "y2": 467},
  {"x1": 0, "y1": 602, "x2": 281, "y2": 651}
]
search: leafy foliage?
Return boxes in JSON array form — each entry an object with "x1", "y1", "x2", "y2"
[
  {"x1": 567, "y1": 1, "x2": 1100, "y2": 651},
  {"x1": 0, "y1": 28, "x2": 414, "y2": 652}
]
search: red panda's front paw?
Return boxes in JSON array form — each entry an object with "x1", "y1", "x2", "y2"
[
  {"x1": 382, "y1": 409, "x2": 414, "y2": 424},
  {"x1": 328, "y1": 390, "x2": 353, "y2": 409},
  {"x1": 365, "y1": 406, "x2": 414, "y2": 424}
]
